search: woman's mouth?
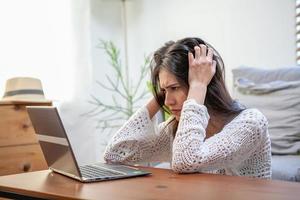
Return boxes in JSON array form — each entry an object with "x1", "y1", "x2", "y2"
[{"x1": 171, "y1": 109, "x2": 181, "y2": 115}]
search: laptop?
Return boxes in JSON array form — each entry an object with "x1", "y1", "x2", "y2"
[{"x1": 26, "y1": 106, "x2": 151, "y2": 182}]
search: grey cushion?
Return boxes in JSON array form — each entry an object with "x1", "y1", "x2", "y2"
[
  {"x1": 232, "y1": 66, "x2": 300, "y2": 155},
  {"x1": 232, "y1": 66, "x2": 300, "y2": 83},
  {"x1": 272, "y1": 155, "x2": 300, "y2": 181}
]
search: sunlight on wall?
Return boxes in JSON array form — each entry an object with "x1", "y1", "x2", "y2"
[{"x1": 0, "y1": 0, "x2": 75, "y2": 102}]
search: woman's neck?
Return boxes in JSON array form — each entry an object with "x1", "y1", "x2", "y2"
[{"x1": 206, "y1": 111, "x2": 237, "y2": 139}]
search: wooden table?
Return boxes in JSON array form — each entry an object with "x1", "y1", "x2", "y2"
[{"x1": 0, "y1": 167, "x2": 299, "y2": 200}]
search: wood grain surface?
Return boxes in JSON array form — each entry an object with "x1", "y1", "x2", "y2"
[{"x1": 0, "y1": 167, "x2": 299, "y2": 200}]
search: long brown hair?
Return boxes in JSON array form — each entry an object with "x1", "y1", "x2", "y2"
[{"x1": 151, "y1": 37, "x2": 243, "y2": 117}]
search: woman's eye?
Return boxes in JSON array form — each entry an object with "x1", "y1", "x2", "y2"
[{"x1": 171, "y1": 87, "x2": 178, "y2": 91}]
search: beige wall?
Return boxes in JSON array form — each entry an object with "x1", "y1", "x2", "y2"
[{"x1": 124, "y1": 0, "x2": 296, "y2": 93}]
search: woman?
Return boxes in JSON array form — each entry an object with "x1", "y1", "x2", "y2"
[{"x1": 104, "y1": 37, "x2": 271, "y2": 178}]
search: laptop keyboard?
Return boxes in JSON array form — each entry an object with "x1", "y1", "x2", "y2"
[{"x1": 79, "y1": 165, "x2": 125, "y2": 178}]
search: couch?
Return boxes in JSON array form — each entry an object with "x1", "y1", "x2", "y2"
[{"x1": 232, "y1": 66, "x2": 300, "y2": 182}]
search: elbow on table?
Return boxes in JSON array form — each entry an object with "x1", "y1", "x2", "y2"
[
  {"x1": 171, "y1": 162, "x2": 194, "y2": 174},
  {"x1": 171, "y1": 166, "x2": 185, "y2": 174},
  {"x1": 103, "y1": 151, "x2": 115, "y2": 164},
  {"x1": 103, "y1": 149, "x2": 138, "y2": 165},
  {"x1": 103, "y1": 149, "x2": 125, "y2": 164},
  {"x1": 171, "y1": 152, "x2": 202, "y2": 174},
  {"x1": 171, "y1": 158, "x2": 193, "y2": 174},
  {"x1": 103, "y1": 153, "x2": 127, "y2": 165}
]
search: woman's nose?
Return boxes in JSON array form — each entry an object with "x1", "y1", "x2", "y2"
[{"x1": 164, "y1": 93, "x2": 175, "y2": 106}]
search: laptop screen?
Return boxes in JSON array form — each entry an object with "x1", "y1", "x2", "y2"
[{"x1": 27, "y1": 106, "x2": 82, "y2": 178}]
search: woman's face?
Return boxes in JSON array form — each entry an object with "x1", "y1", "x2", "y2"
[{"x1": 159, "y1": 68, "x2": 188, "y2": 121}]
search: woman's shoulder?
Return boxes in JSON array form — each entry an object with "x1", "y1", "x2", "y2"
[
  {"x1": 239, "y1": 108, "x2": 267, "y2": 121},
  {"x1": 221, "y1": 108, "x2": 269, "y2": 144},
  {"x1": 230, "y1": 108, "x2": 268, "y2": 130}
]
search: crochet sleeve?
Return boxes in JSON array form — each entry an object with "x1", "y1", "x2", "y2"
[
  {"x1": 103, "y1": 106, "x2": 172, "y2": 164},
  {"x1": 172, "y1": 99, "x2": 268, "y2": 173}
]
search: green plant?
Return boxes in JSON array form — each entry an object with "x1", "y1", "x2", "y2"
[{"x1": 83, "y1": 40, "x2": 151, "y2": 132}]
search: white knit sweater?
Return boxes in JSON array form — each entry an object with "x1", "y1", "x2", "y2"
[{"x1": 104, "y1": 99, "x2": 272, "y2": 178}]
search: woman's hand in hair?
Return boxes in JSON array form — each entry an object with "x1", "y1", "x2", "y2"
[
  {"x1": 187, "y1": 45, "x2": 216, "y2": 104},
  {"x1": 188, "y1": 45, "x2": 216, "y2": 87}
]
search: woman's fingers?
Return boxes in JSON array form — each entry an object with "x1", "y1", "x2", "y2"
[
  {"x1": 193, "y1": 45, "x2": 213, "y2": 59},
  {"x1": 199, "y1": 44, "x2": 207, "y2": 57},
  {"x1": 207, "y1": 48, "x2": 213, "y2": 61},
  {"x1": 191, "y1": 45, "x2": 214, "y2": 63},
  {"x1": 194, "y1": 46, "x2": 201, "y2": 60},
  {"x1": 188, "y1": 52, "x2": 194, "y2": 66},
  {"x1": 212, "y1": 60, "x2": 217, "y2": 73}
]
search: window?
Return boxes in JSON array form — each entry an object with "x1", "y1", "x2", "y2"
[{"x1": 296, "y1": 0, "x2": 300, "y2": 64}]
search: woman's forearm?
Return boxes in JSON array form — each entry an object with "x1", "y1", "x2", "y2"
[{"x1": 187, "y1": 82, "x2": 207, "y2": 105}]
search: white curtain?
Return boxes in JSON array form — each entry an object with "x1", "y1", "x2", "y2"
[
  {"x1": 0, "y1": 0, "x2": 99, "y2": 165},
  {"x1": 58, "y1": 0, "x2": 100, "y2": 165},
  {"x1": 0, "y1": 0, "x2": 76, "y2": 101}
]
